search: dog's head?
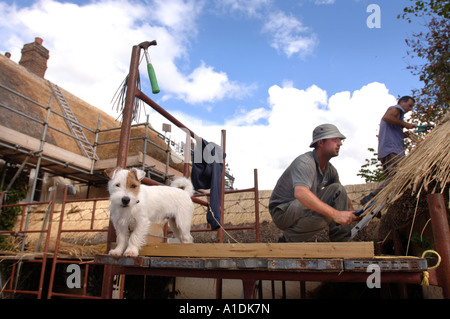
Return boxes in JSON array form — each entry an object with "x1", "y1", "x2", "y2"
[{"x1": 105, "y1": 167, "x2": 145, "y2": 208}]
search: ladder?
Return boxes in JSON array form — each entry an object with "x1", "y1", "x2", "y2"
[{"x1": 48, "y1": 81, "x2": 98, "y2": 160}]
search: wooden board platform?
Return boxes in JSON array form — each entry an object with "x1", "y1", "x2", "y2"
[{"x1": 138, "y1": 242, "x2": 374, "y2": 259}]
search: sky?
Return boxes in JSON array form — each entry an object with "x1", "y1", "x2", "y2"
[{"x1": 0, "y1": 0, "x2": 425, "y2": 190}]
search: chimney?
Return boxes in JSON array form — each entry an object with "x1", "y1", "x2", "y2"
[{"x1": 19, "y1": 37, "x2": 49, "y2": 78}]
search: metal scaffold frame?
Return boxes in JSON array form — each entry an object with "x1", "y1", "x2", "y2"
[
  {"x1": 96, "y1": 43, "x2": 449, "y2": 299},
  {"x1": 0, "y1": 48, "x2": 262, "y2": 297},
  {"x1": 0, "y1": 187, "x2": 109, "y2": 299},
  {"x1": 0, "y1": 81, "x2": 212, "y2": 196},
  {"x1": 1, "y1": 42, "x2": 449, "y2": 299}
]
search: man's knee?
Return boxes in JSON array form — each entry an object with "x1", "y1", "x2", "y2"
[
  {"x1": 319, "y1": 183, "x2": 348, "y2": 210},
  {"x1": 270, "y1": 200, "x2": 305, "y2": 230},
  {"x1": 323, "y1": 183, "x2": 347, "y2": 196}
]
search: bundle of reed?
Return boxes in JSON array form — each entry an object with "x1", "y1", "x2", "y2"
[
  {"x1": 41, "y1": 239, "x2": 107, "y2": 258},
  {"x1": 366, "y1": 112, "x2": 450, "y2": 215}
]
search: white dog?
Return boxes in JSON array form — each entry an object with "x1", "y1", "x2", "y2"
[{"x1": 105, "y1": 167, "x2": 194, "y2": 257}]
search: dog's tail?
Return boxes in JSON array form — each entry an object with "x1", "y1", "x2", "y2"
[{"x1": 170, "y1": 177, "x2": 194, "y2": 196}]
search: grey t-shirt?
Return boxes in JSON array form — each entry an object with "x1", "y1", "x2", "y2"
[{"x1": 269, "y1": 150, "x2": 340, "y2": 210}]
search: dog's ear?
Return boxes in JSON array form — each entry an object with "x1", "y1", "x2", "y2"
[
  {"x1": 131, "y1": 168, "x2": 146, "y2": 181},
  {"x1": 105, "y1": 167, "x2": 120, "y2": 179}
]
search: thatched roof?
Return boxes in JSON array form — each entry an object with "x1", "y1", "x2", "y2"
[
  {"x1": 0, "y1": 54, "x2": 119, "y2": 155},
  {"x1": 0, "y1": 52, "x2": 184, "y2": 182},
  {"x1": 366, "y1": 112, "x2": 450, "y2": 211},
  {"x1": 361, "y1": 112, "x2": 450, "y2": 244}
]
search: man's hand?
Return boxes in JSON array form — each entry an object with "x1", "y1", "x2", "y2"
[
  {"x1": 295, "y1": 186, "x2": 359, "y2": 226},
  {"x1": 331, "y1": 211, "x2": 359, "y2": 226}
]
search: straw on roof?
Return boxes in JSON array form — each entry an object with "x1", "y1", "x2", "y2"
[
  {"x1": 0, "y1": 54, "x2": 184, "y2": 173},
  {"x1": 365, "y1": 112, "x2": 450, "y2": 214}
]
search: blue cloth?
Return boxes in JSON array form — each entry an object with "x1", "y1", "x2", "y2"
[
  {"x1": 378, "y1": 105, "x2": 406, "y2": 159},
  {"x1": 191, "y1": 139, "x2": 225, "y2": 230}
]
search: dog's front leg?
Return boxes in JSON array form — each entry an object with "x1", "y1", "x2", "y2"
[
  {"x1": 124, "y1": 219, "x2": 149, "y2": 257},
  {"x1": 109, "y1": 224, "x2": 129, "y2": 256}
]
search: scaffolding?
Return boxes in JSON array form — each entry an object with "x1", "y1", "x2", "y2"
[
  {"x1": 0, "y1": 81, "x2": 219, "y2": 197},
  {"x1": 0, "y1": 45, "x2": 260, "y2": 298},
  {"x1": 95, "y1": 43, "x2": 449, "y2": 299},
  {"x1": 1, "y1": 42, "x2": 449, "y2": 299},
  {"x1": 0, "y1": 189, "x2": 108, "y2": 298}
]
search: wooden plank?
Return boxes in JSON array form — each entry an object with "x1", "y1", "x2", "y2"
[
  {"x1": 94, "y1": 152, "x2": 184, "y2": 178},
  {"x1": 139, "y1": 242, "x2": 374, "y2": 259},
  {"x1": 0, "y1": 125, "x2": 92, "y2": 170}
]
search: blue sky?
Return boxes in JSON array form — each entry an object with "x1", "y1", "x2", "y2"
[
  {"x1": 0, "y1": 0, "x2": 425, "y2": 189},
  {"x1": 159, "y1": 0, "x2": 420, "y2": 120}
]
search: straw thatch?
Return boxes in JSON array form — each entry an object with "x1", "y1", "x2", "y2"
[
  {"x1": 2, "y1": 182, "x2": 379, "y2": 257},
  {"x1": 0, "y1": 54, "x2": 118, "y2": 155},
  {"x1": 7, "y1": 201, "x2": 110, "y2": 256},
  {"x1": 0, "y1": 54, "x2": 184, "y2": 175},
  {"x1": 362, "y1": 112, "x2": 450, "y2": 244}
]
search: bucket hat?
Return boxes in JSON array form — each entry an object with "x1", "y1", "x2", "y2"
[{"x1": 310, "y1": 124, "x2": 346, "y2": 147}]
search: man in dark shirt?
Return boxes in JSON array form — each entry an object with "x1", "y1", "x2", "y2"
[
  {"x1": 360, "y1": 96, "x2": 416, "y2": 205},
  {"x1": 269, "y1": 124, "x2": 358, "y2": 242}
]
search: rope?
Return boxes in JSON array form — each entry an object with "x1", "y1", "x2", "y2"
[
  {"x1": 421, "y1": 271, "x2": 430, "y2": 286},
  {"x1": 406, "y1": 196, "x2": 421, "y2": 255},
  {"x1": 151, "y1": 205, "x2": 241, "y2": 244},
  {"x1": 420, "y1": 250, "x2": 442, "y2": 286},
  {"x1": 208, "y1": 204, "x2": 241, "y2": 244},
  {"x1": 422, "y1": 250, "x2": 442, "y2": 270},
  {"x1": 420, "y1": 218, "x2": 432, "y2": 241}
]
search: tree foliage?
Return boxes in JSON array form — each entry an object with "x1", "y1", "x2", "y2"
[
  {"x1": 0, "y1": 166, "x2": 29, "y2": 249},
  {"x1": 357, "y1": 148, "x2": 386, "y2": 183},
  {"x1": 400, "y1": 0, "x2": 450, "y2": 125},
  {"x1": 399, "y1": 0, "x2": 450, "y2": 22},
  {"x1": 358, "y1": 1, "x2": 449, "y2": 183}
]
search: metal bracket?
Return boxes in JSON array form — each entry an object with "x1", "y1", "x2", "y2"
[{"x1": 351, "y1": 203, "x2": 384, "y2": 238}]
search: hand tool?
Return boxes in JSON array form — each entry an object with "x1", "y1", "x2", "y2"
[
  {"x1": 354, "y1": 202, "x2": 375, "y2": 217},
  {"x1": 139, "y1": 40, "x2": 160, "y2": 94},
  {"x1": 414, "y1": 125, "x2": 434, "y2": 133},
  {"x1": 351, "y1": 202, "x2": 383, "y2": 238}
]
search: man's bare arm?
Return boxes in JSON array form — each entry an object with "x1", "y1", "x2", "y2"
[
  {"x1": 294, "y1": 186, "x2": 357, "y2": 226},
  {"x1": 382, "y1": 108, "x2": 416, "y2": 129}
]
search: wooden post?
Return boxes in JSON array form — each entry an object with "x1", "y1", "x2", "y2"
[
  {"x1": 427, "y1": 193, "x2": 450, "y2": 299},
  {"x1": 253, "y1": 169, "x2": 260, "y2": 243},
  {"x1": 101, "y1": 264, "x2": 115, "y2": 299},
  {"x1": 116, "y1": 45, "x2": 140, "y2": 168},
  {"x1": 106, "y1": 45, "x2": 141, "y2": 287}
]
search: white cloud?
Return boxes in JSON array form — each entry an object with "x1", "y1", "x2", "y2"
[
  {"x1": 161, "y1": 61, "x2": 255, "y2": 105},
  {"x1": 168, "y1": 82, "x2": 396, "y2": 190},
  {"x1": 314, "y1": 0, "x2": 336, "y2": 4},
  {"x1": 225, "y1": 107, "x2": 271, "y2": 126},
  {"x1": 1, "y1": 0, "x2": 317, "y2": 116},
  {"x1": 262, "y1": 11, "x2": 318, "y2": 58},
  {"x1": 0, "y1": 0, "x2": 398, "y2": 191},
  {"x1": 0, "y1": 0, "x2": 250, "y2": 115},
  {"x1": 218, "y1": 0, "x2": 273, "y2": 18},
  {"x1": 150, "y1": 0, "x2": 204, "y2": 35},
  {"x1": 218, "y1": 0, "x2": 318, "y2": 58}
]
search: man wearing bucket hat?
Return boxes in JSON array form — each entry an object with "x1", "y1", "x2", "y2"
[{"x1": 269, "y1": 124, "x2": 358, "y2": 242}]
